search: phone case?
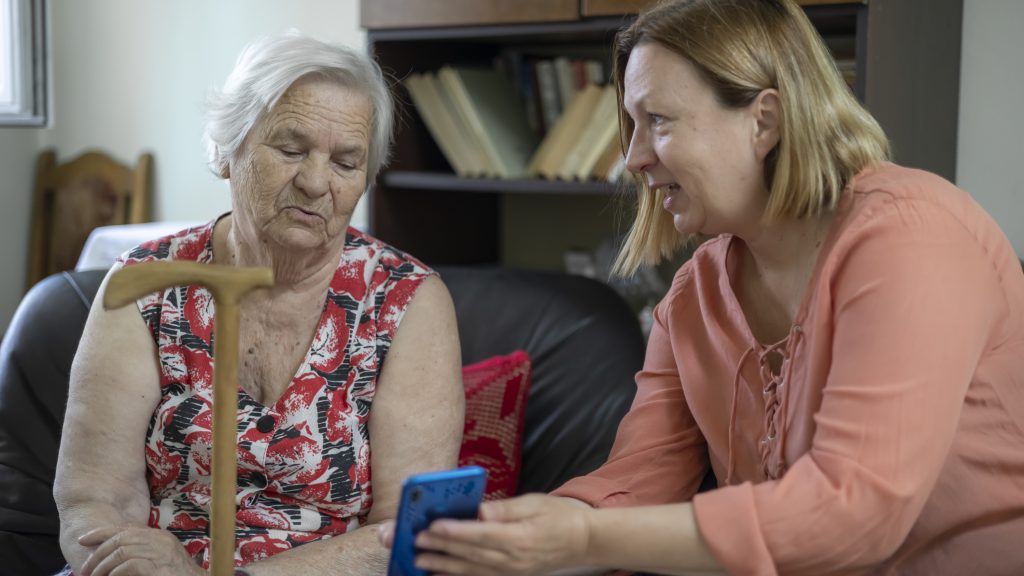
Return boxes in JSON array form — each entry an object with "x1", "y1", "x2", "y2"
[{"x1": 387, "y1": 466, "x2": 487, "y2": 576}]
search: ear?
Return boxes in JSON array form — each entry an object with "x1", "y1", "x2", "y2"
[{"x1": 751, "y1": 88, "x2": 781, "y2": 161}]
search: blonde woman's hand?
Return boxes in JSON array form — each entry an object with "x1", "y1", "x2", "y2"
[{"x1": 413, "y1": 494, "x2": 591, "y2": 576}]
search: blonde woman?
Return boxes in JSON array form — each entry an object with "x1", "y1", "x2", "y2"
[{"x1": 383, "y1": 0, "x2": 1024, "y2": 574}]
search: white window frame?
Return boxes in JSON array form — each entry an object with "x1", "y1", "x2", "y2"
[{"x1": 0, "y1": 0, "x2": 46, "y2": 126}]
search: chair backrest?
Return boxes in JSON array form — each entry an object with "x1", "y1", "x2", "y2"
[
  {"x1": 0, "y1": 270, "x2": 104, "y2": 575},
  {"x1": 27, "y1": 149, "x2": 153, "y2": 289}
]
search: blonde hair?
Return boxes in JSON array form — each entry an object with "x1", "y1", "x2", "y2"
[{"x1": 612, "y1": 0, "x2": 890, "y2": 276}]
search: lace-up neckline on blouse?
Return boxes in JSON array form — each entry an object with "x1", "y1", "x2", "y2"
[
  {"x1": 721, "y1": 233, "x2": 822, "y2": 487},
  {"x1": 724, "y1": 323, "x2": 805, "y2": 486}
]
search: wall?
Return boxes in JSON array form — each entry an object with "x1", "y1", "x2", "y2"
[
  {"x1": 957, "y1": 0, "x2": 1024, "y2": 257},
  {"x1": 0, "y1": 0, "x2": 365, "y2": 331},
  {"x1": 0, "y1": 130, "x2": 38, "y2": 332}
]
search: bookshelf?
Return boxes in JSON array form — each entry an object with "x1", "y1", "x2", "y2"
[{"x1": 361, "y1": 0, "x2": 962, "y2": 269}]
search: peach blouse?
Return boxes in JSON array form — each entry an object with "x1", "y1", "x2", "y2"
[{"x1": 554, "y1": 163, "x2": 1024, "y2": 575}]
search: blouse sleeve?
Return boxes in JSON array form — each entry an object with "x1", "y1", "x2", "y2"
[
  {"x1": 692, "y1": 199, "x2": 1007, "y2": 575},
  {"x1": 553, "y1": 278, "x2": 709, "y2": 507}
]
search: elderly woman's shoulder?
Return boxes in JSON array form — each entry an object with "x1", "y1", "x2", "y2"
[
  {"x1": 120, "y1": 219, "x2": 215, "y2": 266},
  {"x1": 343, "y1": 226, "x2": 434, "y2": 276}
]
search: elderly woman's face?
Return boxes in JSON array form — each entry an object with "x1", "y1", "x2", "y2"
[
  {"x1": 229, "y1": 76, "x2": 371, "y2": 253},
  {"x1": 623, "y1": 42, "x2": 772, "y2": 238}
]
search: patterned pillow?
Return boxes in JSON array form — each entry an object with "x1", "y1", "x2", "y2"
[{"x1": 458, "y1": 351, "x2": 532, "y2": 501}]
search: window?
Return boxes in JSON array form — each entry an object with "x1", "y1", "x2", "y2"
[{"x1": 0, "y1": 0, "x2": 46, "y2": 126}]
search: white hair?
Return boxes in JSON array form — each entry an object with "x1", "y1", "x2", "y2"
[{"x1": 203, "y1": 30, "x2": 394, "y2": 184}]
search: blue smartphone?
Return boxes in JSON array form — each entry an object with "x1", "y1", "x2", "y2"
[{"x1": 387, "y1": 466, "x2": 487, "y2": 576}]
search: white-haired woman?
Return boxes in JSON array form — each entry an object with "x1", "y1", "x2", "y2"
[{"x1": 54, "y1": 32, "x2": 463, "y2": 576}]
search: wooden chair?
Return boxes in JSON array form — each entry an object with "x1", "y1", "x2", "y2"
[{"x1": 27, "y1": 149, "x2": 153, "y2": 289}]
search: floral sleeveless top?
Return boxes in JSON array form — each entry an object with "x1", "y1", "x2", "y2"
[{"x1": 118, "y1": 219, "x2": 434, "y2": 567}]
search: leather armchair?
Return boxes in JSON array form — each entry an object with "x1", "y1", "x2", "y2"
[
  {"x1": 0, "y1": 271, "x2": 102, "y2": 575},
  {"x1": 0, "y1": 266, "x2": 644, "y2": 575}
]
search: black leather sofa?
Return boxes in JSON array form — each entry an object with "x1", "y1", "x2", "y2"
[{"x1": 0, "y1": 266, "x2": 644, "y2": 575}]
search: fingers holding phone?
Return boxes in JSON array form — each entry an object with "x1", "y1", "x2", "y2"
[
  {"x1": 386, "y1": 466, "x2": 486, "y2": 576},
  {"x1": 413, "y1": 494, "x2": 592, "y2": 576}
]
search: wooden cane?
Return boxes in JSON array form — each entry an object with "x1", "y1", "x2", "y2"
[{"x1": 104, "y1": 261, "x2": 274, "y2": 576}]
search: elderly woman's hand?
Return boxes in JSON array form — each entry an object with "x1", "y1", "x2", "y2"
[
  {"x1": 77, "y1": 525, "x2": 204, "y2": 576},
  {"x1": 412, "y1": 494, "x2": 592, "y2": 576}
]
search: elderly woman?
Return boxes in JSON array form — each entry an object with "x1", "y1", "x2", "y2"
[
  {"x1": 395, "y1": 0, "x2": 1024, "y2": 574},
  {"x1": 54, "y1": 32, "x2": 463, "y2": 575}
]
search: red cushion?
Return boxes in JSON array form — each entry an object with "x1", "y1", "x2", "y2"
[{"x1": 458, "y1": 351, "x2": 532, "y2": 500}]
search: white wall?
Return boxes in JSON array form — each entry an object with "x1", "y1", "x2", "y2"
[
  {"x1": 0, "y1": 0, "x2": 365, "y2": 331},
  {"x1": 957, "y1": 0, "x2": 1024, "y2": 257},
  {"x1": 0, "y1": 130, "x2": 38, "y2": 330}
]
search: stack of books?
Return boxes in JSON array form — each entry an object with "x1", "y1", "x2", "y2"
[
  {"x1": 407, "y1": 67, "x2": 539, "y2": 178},
  {"x1": 404, "y1": 65, "x2": 625, "y2": 183},
  {"x1": 526, "y1": 83, "x2": 623, "y2": 182}
]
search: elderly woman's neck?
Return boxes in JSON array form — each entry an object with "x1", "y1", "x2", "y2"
[{"x1": 214, "y1": 216, "x2": 342, "y2": 293}]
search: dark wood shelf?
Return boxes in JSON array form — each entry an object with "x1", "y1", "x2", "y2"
[
  {"x1": 381, "y1": 171, "x2": 624, "y2": 195},
  {"x1": 365, "y1": 0, "x2": 961, "y2": 269},
  {"x1": 367, "y1": 16, "x2": 632, "y2": 43}
]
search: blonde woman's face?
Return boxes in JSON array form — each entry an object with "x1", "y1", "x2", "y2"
[
  {"x1": 623, "y1": 42, "x2": 769, "y2": 238},
  {"x1": 229, "y1": 76, "x2": 371, "y2": 254}
]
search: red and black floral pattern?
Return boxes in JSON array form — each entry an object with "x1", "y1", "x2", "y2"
[{"x1": 118, "y1": 219, "x2": 433, "y2": 567}]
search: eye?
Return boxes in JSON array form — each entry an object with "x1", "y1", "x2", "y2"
[
  {"x1": 277, "y1": 147, "x2": 303, "y2": 158},
  {"x1": 333, "y1": 156, "x2": 361, "y2": 171},
  {"x1": 648, "y1": 113, "x2": 666, "y2": 126}
]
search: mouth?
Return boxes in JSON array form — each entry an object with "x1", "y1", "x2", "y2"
[
  {"x1": 283, "y1": 206, "x2": 324, "y2": 221},
  {"x1": 654, "y1": 183, "x2": 682, "y2": 211}
]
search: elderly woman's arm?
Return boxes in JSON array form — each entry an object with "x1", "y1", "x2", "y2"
[
  {"x1": 53, "y1": 266, "x2": 191, "y2": 573},
  {"x1": 245, "y1": 274, "x2": 464, "y2": 576}
]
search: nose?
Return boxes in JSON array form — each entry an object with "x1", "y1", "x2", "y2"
[
  {"x1": 624, "y1": 127, "x2": 655, "y2": 175},
  {"x1": 294, "y1": 155, "x2": 331, "y2": 198}
]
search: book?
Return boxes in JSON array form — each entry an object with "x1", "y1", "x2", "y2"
[
  {"x1": 429, "y1": 72, "x2": 494, "y2": 176},
  {"x1": 592, "y1": 134, "x2": 625, "y2": 182},
  {"x1": 494, "y1": 49, "x2": 543, "y2": 137},
  {"x1": 404, "y1": 73, "x2": 473, "y2": 176},
  {"x1": 534, "y1": 59, "x2": 562, "y2": 133},
  {"x1": 584, "y1": 60, "x2": 605, "y2": 85},
  {"x1": 427, "y1": 71, "x2": 494, "y2": 176},
  {"x1": 553, "y1": 57, "x2": 578, "y2": 115},
  {"x1": 563, "y1": 84, "x2": 618, "y2": 181},
  {"x1": 437, "y1": 66, "x2": 540, "y2": 179},
  {"x1": 527, "y1": 83, "x2": 605, "y2": 180}
]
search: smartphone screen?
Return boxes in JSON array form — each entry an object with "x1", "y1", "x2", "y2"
[{"x1": 387, "y1": 466, "x2": 487, "y2": 576}]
